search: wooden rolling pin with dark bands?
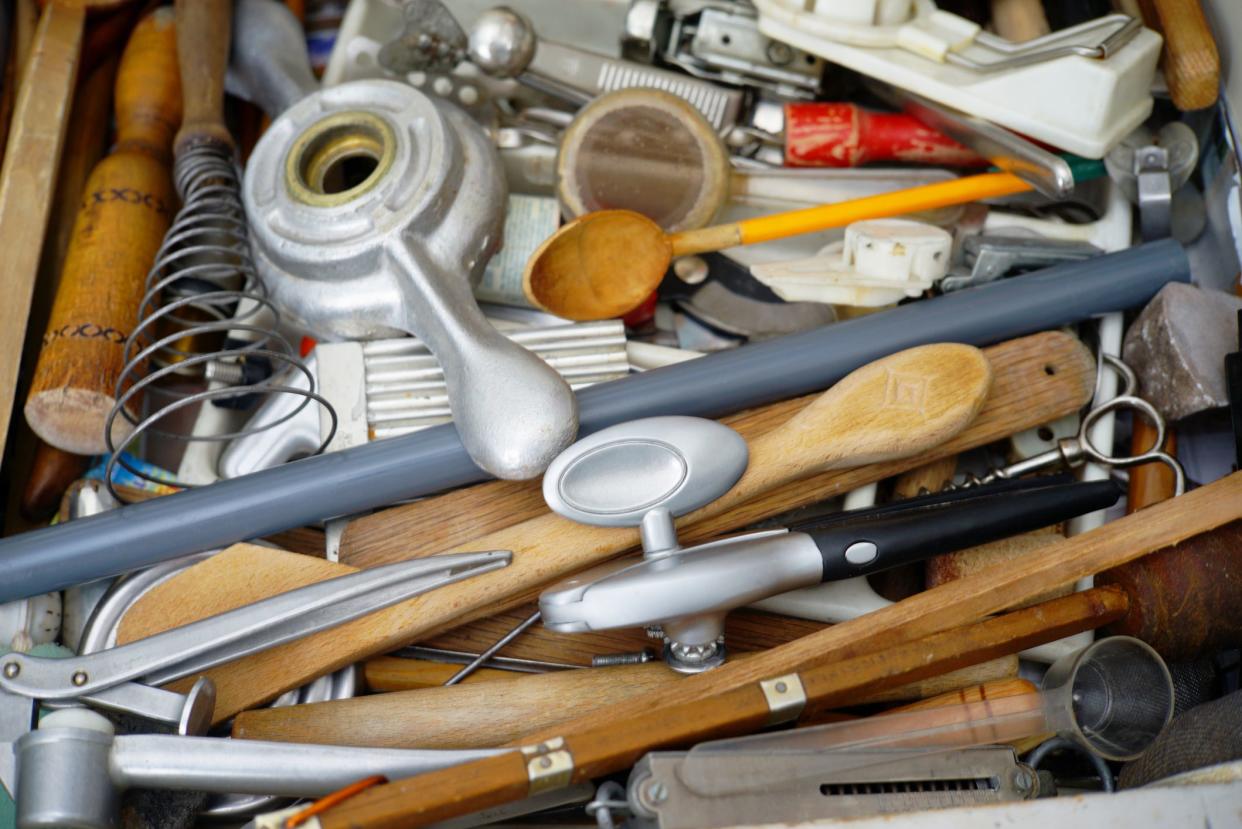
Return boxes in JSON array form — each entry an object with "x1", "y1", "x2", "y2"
[
  {"x1": 24, "y1": 8, "x2": 180, "y2": 455},
  {"x1": 1099, "y1": 419, "x2": 1242, "y2": 660}
]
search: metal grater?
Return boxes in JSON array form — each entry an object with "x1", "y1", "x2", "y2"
[
  {"x1": 530, "y1": 40, "x2": 745, "y2": 130},
  {"x1": 626, "y1": 746, "x2": 1039, "y2": 829},
  {"x1": 216, "y1": 321, "x2": 629, "y2": 479}
]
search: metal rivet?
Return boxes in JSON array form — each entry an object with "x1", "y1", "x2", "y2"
[
  {"x1": 775, "y1": 681, "x2": 788, "y2": 693},
  {"x1": 2, "y1": 662, "x2": 18, "y2": 679},
  {"x1": 72, "y1": 671, "x2": 88, "y2": 686},
  {"x1": 539, "y1": 757, "x2": 552, "y2": 769}
]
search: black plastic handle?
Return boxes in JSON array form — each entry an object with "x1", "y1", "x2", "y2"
[{"x1": 802, "y1": 478, "x2": 1121, "y2": 582}]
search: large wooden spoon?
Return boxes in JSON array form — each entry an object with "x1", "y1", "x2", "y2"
[{"x1": 523, "y1": 171, "x2": 1032, "y2": 320}]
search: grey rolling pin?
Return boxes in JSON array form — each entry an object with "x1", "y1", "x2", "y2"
[{"x1": 0, "y1": 240, "x2": 1189, "y2": 601}]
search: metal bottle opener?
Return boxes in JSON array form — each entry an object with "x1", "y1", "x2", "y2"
[
  {"x1": 233, "y1": 0, "x2": 578, "y2": 480},
  {"x1": 538, "y1": 418, "x2": 1121, "y2": 673}
]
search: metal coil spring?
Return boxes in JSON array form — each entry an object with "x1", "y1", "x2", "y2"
[{"x1": 104, "y1": 142, "x2": 336, "y2": 498}]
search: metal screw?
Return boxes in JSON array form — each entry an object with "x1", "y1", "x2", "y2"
[
  {"x1": 1014, "y1": 768, "x2": 1034, "y2": 794},
  {"x1": 591, "y1": 649, "x2": 656, "y2": 667},
  {"x1": 539, "y1": 756, "x2": 552, "y2": 769},
  {"x1": 2, "y1": 662, "x2": 18, "y2": 679},
  {"x1": 766, "y1": 40, "x2": 794, "y2": 65},
  {"x1": 646, "y1": 781, "x2": 668, "y2": 804},
  {"x1": 668, "y1": 641, "x2": 717, "y2": 664},
  {"x1": 204, "y1": 360, "x2": 245, "y2": 386},
  {"x1": 774, "y1": 681, "x2": 788, "y2": 693},
  {"x1": 71, "y1": 671, "x2": 89, "y2": 687},
  {"x1": 645, "y1": 626, "x2": 666, "y2": 641}
]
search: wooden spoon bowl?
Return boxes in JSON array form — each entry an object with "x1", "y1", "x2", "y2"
[{"x1": 523, "y1": 209, "x2": 670, "y2": 321}]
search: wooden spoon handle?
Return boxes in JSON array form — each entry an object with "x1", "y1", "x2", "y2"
[
  {"x1": 174, "y1": 0, "x2": 233, "y2": 152},
  {"x1": 691, "y1": 343, "x2": 991, "y2": 524},
  {"x1": 668, "y1": 172, "x2": 1031, "y2": 257}
]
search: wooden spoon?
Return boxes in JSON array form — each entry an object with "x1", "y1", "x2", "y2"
[{"x1": 523, "y1": 171, "x2": 1032, "y2": 320}]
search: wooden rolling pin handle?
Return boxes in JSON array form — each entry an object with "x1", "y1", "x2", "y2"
[
  {"x1": 173, "y1": 0, "x2": 234, "y2": 154},
  {"x1": 113, "y1": 7, "x2": 181, "y2": 161},
  {"x1": 1138, "y1": 0, "x2": 1220, "y2": 112}
]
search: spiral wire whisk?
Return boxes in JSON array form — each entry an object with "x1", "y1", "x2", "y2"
[{"x1": 104, "y1": 143, "x2": 336, "y2": 499}]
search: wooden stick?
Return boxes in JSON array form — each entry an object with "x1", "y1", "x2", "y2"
[
  {"x1": 1137, "y1": 0, "x2": 1220, "y2": 111},
  {"x1": 421, "y1": 604, "x2": 829, "y2": 668},
  {"x1": 313, "y1": 586, "x2": 1129, "y2": 828},
  {"x1": 24, "y1": 7, "x2": 180, "y2": 455},
  {"x1": 1125, "y1": 418, "x2": 1177, "y2": 513},
  {"x1": 116, "y1": 333, "x2": 1097, "y2": 722},
  {"x1": 0, "y1": 2, "x2": 86, "y2": 470},
  {"x1": 360, "y1": 653, "x2": 1016, "y2": 697},
  {"x1": 235, "y1": 655, "x2": 1016, "y2": 749},
  {"x1": 172, "y1": 0, "x2": 232, "y2": 154}
]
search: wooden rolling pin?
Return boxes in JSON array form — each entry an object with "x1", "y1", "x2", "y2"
[
  {"x1": 116, "y1": 333, "x2": 1098, "y2": 723},
  {"x1": 233, "y1": 656, "x2": 1017, "y2": 749},
  {"x1": 1137, "y1": 0, "x2": 1220, "y2": 111},
  {"x1": 312, "y1": 587, "x2": 1131, "y2": 828},
  {"x1": 24, "y1": 7, "x2": 180, "y2": 455},
  {"x1": 1098, "y1": 419, "x2": 1242, "y2": 659}
]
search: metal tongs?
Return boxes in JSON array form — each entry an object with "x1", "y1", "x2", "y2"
[{"x1": 0, "y1": 550, "x2": 511, "y2": 798}]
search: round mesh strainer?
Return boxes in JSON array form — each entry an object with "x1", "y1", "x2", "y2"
[
  {"x1": 1042, "y1": 636, "x2": 1174, "y2": 761},
  {"x1": 556, "y1": 88, "x2": 731, "y2": 233}
]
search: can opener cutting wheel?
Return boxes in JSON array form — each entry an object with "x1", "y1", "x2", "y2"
[
  {"x1": 537, "y1": 417, "x2": 1120, "y2": 673},
  {"x1": 0, "y1": 551, "x2": 510, "y2": 829}
]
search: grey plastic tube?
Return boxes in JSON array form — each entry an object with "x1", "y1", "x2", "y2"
[{"x1": 0, "y1": 239, "x2": 1188, "y2": 601}]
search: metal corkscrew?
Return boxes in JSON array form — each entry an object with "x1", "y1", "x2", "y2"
[{"x1": 947, "y1": 354, "x2": 1185, "y2": 494}]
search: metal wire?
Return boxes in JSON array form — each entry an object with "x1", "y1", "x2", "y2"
[
  {"x1": 104, "y1": 142, "x2": 336, "y2": 499},
  {"x1": 585, "y1": 781, "x2": 631, "y2": 829},
  {"x1": 1027, "y1": 736, "x2": 1115, "y2": 792}
]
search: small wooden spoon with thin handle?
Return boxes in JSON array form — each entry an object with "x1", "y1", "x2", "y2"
[{"x1": 523, "y1": 172, "x2": 1031, "y2": 320}]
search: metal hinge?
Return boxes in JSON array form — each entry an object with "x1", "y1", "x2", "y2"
[
  {"x1": 521, "y1": 737, "x2": 576, "y2": 795},
  {"x1": 758, "y1": 672, "x2": 806, "y2": 724}
]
